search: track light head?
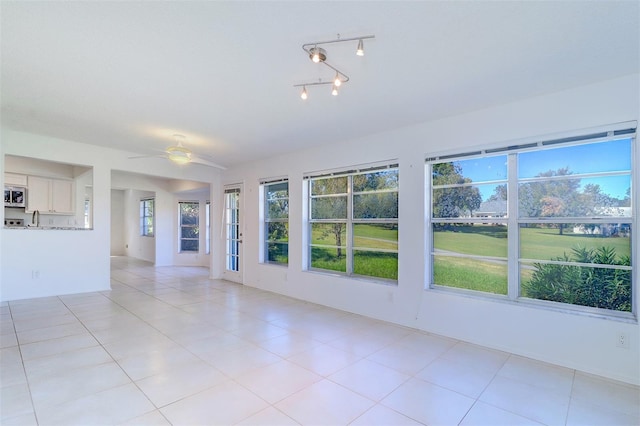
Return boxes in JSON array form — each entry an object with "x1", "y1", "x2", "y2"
[
  {"x1": 300, "y1": 86, "x2": 308, "y2": 100},
  {"x1": 331, "y1": 84, "x2": 338, "y2": 96},
  {"x1": 309, "y1": 47, "x2": 327, "y2": 63},
  {"x1": 356, "y1": 39, "x2": 364, "y2": 56},
  {"x1": 334, "y1": 73, "x2": 342, "y2": 87}
]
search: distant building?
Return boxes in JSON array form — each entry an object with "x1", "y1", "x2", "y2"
[{"x1": 473, "y1": 200, "x2": 507, "y2": 218}]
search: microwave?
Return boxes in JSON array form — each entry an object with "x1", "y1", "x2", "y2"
[{"x1": 4, "y1": 186, "x2": 26, "y2": 208}]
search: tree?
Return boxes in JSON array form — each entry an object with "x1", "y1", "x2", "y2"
[
  {"x1": 352, "y1": 170, "x2": 399, "y2": 219},
  {"x1": 519, "y1": 167, "x2": 582, "y2": 234},
  {"x1": 488, "y1": 184, "x2": 507, "y2": 202},
  {"x1": 311, "y1": 177, "x2": 347, "y2": 258},
  {"x1": 432, "y1": 163, "x2": 482, "y2": 219}
]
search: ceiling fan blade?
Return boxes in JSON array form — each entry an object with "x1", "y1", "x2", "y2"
[
  {"x1": 190, "y1": 154, "x2": 227, "y2": 170},
  {"x1": 127, "y1": 154, "x2": 166, "y2": 160}
]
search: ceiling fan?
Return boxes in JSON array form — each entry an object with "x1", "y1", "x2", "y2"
[{"x1": 129, "y1": 134, "x2": 226, "y2": 170}]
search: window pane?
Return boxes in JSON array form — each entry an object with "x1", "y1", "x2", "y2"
[
  {"x1": 432, "y1": 183, "x2": 505, "y2": 219},
  {"x1": 433, "y1": 225, "x2": 508, "y2": 257},
  {"x1": 227, "y1": 255, "x2": 239, "y2": 271},
  {"x1": 180, "y1": 204, "x2": 199, "y2": 225},
  {"x1": 519, "y1": 224, "x2": 631, "y2": 262},
  {"x1": 266, "y1": 182, "x2": 288, "y2": 197},
  {"x1": 433, "y1": 255, "x2": 508, "y2": 295},
  {"x1": 353, "y1": 251, "x2": 398, "y2": 280},
  {"x1": 433, "y1": 156, "x2": 507, "y2": 184},
  {"x1": 518, "y1": 139, "x2": 631, "y2": 178},
  {"x1": 521, "y1": 264, "x2": 631, "y2": 312},
  {"x1": 311, "y1": 223, "x2": 346, "y2": 247},
  {"x1": 311, "y1": 196, "x2": 347, "y2": 219},
  {"x1": 181, "y1": 239, "x2": 198, "y2": 252},
  {"x1": 311, "y1": 177, "x2": 347, "y2": 195},
  {"x1": 519, "y1": 175, "x2": 631, "y2": 219},
  {"x1": 181, "y1": 227, "x2": 198, "y2": 239},
  {"x1": 227, "y1": 224, "x2": 238, "y2": 240},
  {"x1": 353, "y1": 224, "x2": 398, "y2": 251},
  {"x1": 266, "y1": 242, "x2": 288, "y2": 264},
  {"x1": 267, "y1": 199, "x2": 289, "y2": 219},
  {"x1": 311, "y1": 247, "x2": 346, "y2": 272},
  {"x1": 352, "y1": 170, "x2": 398, "y2": 192},
  {"x1": 267, "y1": 222, "x2": 288, "y2": 243},
  {"x1": 353, "y1": 192, "x2": 398, "y2": 219}
]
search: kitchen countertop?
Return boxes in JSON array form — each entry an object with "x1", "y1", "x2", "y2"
[{"x1": 3, "y1": 226, "x2": 92, "y2": 230}]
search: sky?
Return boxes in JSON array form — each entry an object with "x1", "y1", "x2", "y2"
[{"x1": 452, "y1": 138, "x2": 632, "y2": 201}]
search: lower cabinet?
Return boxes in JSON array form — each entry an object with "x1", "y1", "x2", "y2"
[{"x1": 26, "y1": 176, "x2": 75, "y2": 214}]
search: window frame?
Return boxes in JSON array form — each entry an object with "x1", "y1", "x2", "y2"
[
  {"x1": 140, "y1": 198, "x2": 154, "y2": 237},
  {"x1": 178, "y1": 201, "x2": 199, "y2": 253},
  {"x1": 261, "y1": 178, "x2": 289, "y2": 266},
  {"x1": 306, "y1": 163, "x2": 399, "y2": 282},
  {"x1": 426, "y1": 125, "x2": 636, "y2": 319}
]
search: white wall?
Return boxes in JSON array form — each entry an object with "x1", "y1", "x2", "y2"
[
  {"x1": 219, "y1": 74, "x2": 640, "y2": 385},
  {"x1": 110, "y1": 189, "x2": 125, "y2": 256},
  {"x1": 123, "y1": 189, "x2": 155, "y2": 263}
]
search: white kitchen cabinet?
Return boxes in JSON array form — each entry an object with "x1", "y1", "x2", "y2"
[
  {"x1": 4, "y1": 173, "x2": 28, "y2": 186},
  {"x1": 26, "y1": 176, "x2": 75, "y2": 214}
]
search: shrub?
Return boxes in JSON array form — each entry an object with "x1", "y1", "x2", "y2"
[{"x1": 522, "y1": 246, "x2": 631, "y2": 312}]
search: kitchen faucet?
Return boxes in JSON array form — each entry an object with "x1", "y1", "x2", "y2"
[{"x1": 32, "y1": 210, "x2": 39, "y2": 227}]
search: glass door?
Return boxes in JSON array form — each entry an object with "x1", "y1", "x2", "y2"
[{"x1": 224, "y1": 185, "x2": 243, "y2": 283}]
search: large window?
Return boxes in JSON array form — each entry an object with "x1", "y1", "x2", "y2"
[
  {"x1": 262, "y1": 179, "x2": 289, "y2": 265},
  {"x1": 428, "y1": 128, "x2": 635, "y2": 315},
  {"x1": 140, "y1": 198, "x2": 154, "y2": 237},
  {"x1": 179, "y1": 201, "x2": 199, "y2": 252},
  {"x1": 307, "y1": 164, "x2": 399, "y2": 281}
]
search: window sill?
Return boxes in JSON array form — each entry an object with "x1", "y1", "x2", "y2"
[
  {"x1": 427, "y1": 285, "x2": 637, "y2": 324},
  {"x1": 305, "y1": 268, "x2": 398, "y2": 287}
]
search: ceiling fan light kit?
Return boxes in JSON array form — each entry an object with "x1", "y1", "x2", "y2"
[
  {"x1": 167, "y1": 134, "x2": 192, "y2": 165},
  {"x1": 294, "y1": 34, "x2": 374, "y2": 100}
]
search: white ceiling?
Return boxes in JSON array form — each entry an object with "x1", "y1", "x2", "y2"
[{"x1": 1, "y1": 1, "x2": 638, "y2": 169}]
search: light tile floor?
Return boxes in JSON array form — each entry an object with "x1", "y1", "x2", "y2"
[{"x1": 1, "y1": 257, "x2": 638, "y2": 425}]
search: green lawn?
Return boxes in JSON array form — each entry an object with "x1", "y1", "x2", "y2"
[
  {"x1": 434, "y1": 256, "x2": 507, "y2": 294},
  {"x1": 311, "y1": 223, "x2": 398, "y2": 279},
  {"x1": 519, "y1": 226, "x2": 630, "y2": 259},
  {"x1": 433, "y1": 225, "x2": 630, "y2": 293}
]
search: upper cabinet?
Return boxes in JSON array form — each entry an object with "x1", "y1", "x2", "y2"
[{"x1": 26, "y1": 176, "x2": 75, "y2": 215}]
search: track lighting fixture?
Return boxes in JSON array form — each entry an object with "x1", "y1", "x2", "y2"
[{"x1": 294, "y1": 33, "x2": 374, "y2": 99}]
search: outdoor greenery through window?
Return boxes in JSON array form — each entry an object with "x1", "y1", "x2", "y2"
[
  {"x1": 140, "y1": 198, "x2": 154, "y2": 237},
  {"x1": 428, "y1": 128, "x2": 634, "y2": 314},
  {"x1": 179, "y1": 201, "x2": 199, "y2": 252},
  {"x1": 262, "y1": 180, "x2": 289, "y2": 265},
  {"x1": 307, "y1": 164, "x2": 398, "y2": 281}
]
